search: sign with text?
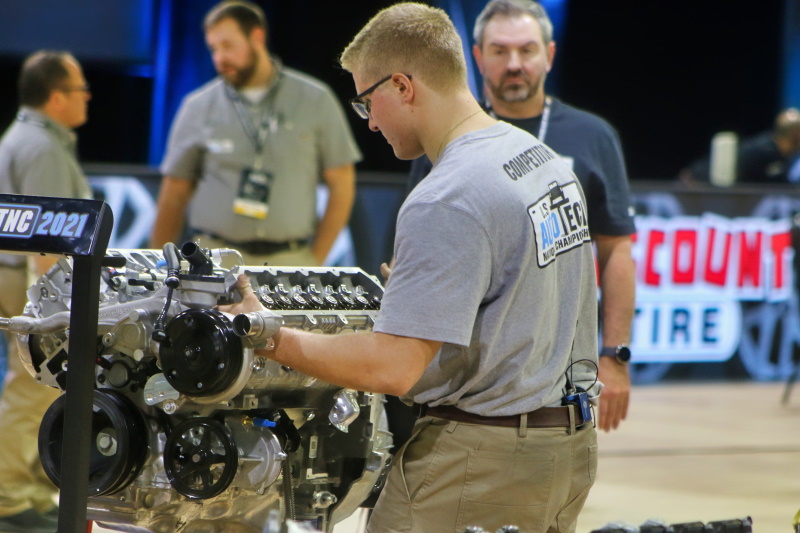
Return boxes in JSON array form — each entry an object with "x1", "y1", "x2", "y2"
[
  {"x1": 628, "y1": 188, "x2": 800, "y2": 379},
  {"x1": 0, "y1": 195, "x2": 110, "y2": 256}
]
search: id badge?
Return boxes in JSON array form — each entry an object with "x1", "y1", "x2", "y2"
[{"x1": 234, "y1": 168, "x2": 273, "y2": 219}]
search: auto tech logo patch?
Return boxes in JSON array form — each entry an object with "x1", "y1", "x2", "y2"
[{"x1": 528, "y1": 181, "x2": 590, "y2": 267}]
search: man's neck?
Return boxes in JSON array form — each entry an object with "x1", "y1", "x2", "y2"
[
  {"x1": 241, "y1": 51, "x2": 274, "y2": 89},
  {"x1": 35, "y1": 104, "x2": 71, "y2": 131},
  {"x1": 487, "y1": 91, "x2": 546, "y2": 120},
  {"x1": 423, "y1": 91, "x2": 498, "y2": 163}
]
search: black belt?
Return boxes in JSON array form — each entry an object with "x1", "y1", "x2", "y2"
[
  {"x1": 418, "y1": 403, "x2": 585, "y2": 429},
  {"x1": 195, "y1": 232, "x2": 310, "y2": 256}
]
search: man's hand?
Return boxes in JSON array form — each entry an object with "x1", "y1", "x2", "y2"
[
  {"x1": 380, "y1": 257, "x2": 395, "y2": 282},
  {"x1": 218, "y1": 274, "x2": 266, "y2": 316},
  {"x1": 594, "y1": 234, "x2": 635, "y2": 431},
  {"x1": 597, "y1": 356, "x2": 630, "y2": 431}
]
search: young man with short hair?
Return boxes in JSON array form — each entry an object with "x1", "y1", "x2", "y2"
[{"x1": 408, "y1": 0, "x2": 636, "y2": 432}]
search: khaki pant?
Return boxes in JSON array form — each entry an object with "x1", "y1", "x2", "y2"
[
  {"x1": 0, "y1": 265, "x2": 59, "y2": 516},
  {"x1": 368, "y1": 416, "x2": 597, "y2": 533},
  {"x1": 192, "y1": 234, "x2": 319, "y2": 268}
]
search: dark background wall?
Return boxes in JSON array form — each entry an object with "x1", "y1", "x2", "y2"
[{"x1": 0, "y1": 0, "x2": 791, "y2": 179}]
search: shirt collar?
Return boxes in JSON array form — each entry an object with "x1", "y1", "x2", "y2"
[{"x1": 18, "y1": 106, "x2": 77, "y2": 148}]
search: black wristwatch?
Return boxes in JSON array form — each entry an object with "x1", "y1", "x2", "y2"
[{"x1": 599, "y1": 345, "x2": 631, "y2": 364}]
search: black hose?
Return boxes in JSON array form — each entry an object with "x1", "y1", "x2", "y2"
[{"x1": 152, "y1": 243, "x2": 181, "y2": 342}]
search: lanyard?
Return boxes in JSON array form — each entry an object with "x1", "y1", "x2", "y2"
[
  {"x1": 487, "y1": 96, "x2": 552, "y2": 142},
  {"x1": 226, "y1": 69, "x2": 282, "y2": 168},
  {"x1": 537, "y1": 96, "x2": 552, "y2": 142}
]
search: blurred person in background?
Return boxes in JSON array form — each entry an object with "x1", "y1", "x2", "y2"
[
  {"x1": 680, "y1": 107, "x2": 800, "y2": 185},
  {"x1": 0, "y1": 49, "x2": 93, "y2": 533},
  {"x1": 150, "y1": 0, "x2": 361, "y2": 266}
]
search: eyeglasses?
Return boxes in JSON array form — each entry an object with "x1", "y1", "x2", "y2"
[
  {"x1": 59, "y1": 83, "x2": 91, "y2": 93},
  {"x1": 349, "y1": 74, "x2": 411, "y2": 119}
]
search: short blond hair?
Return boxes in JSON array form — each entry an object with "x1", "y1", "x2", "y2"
[{"x1": 340, "y1": 2, "x2": 467, "y2": 92}]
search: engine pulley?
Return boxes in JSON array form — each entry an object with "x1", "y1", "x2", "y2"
[
  {"x1": 38, "y1": 389, "x2": 149, "y2": 496},
  {"x1": 164, "y1": 417, "x2": 238, "y2": 499},
  {"x1": 159, "y1": 309, "x2": 243, "y2": 397}
]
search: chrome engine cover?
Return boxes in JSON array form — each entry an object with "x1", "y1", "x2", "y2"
[{"x1": 13, "y1": 245, "x2": 392, "y2": 533}]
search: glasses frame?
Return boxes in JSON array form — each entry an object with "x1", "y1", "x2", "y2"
[
  {"x1": 349, "y1": 73, "x2": 411, "y2": 119},
  {"x1": 59, "y1": 83, "x2": 91, "y2": 93}
]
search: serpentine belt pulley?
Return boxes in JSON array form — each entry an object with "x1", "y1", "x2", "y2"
[
  {"x1": 38, "y1": 389, "x2": 149, "y2": 496},
  {"x1": 159, "y1": 308, "x2": 244, "y2": 397},
  {"x1": 163, "y1": 417, "x2": 238, "y2": 499}
]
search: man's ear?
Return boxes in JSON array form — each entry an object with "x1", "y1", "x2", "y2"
[
  {"x1": 44, "y1": 89, "x2": 64, "y2": 113},
  {"x1": 394, "y1": 73, "x2": 414, "y2": 103},
  {"x1": 545, "y1": 41, "x2": 556, "y2": 73},
  {"x1": 473, "y1": 44, "x2": 485, "y2": 75},
  {"x1": 250, "y1": 26, "x2": 267, "y2": 48}
]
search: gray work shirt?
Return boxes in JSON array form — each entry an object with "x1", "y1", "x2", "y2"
[
  {"x1": 160, "y1": 64, "x2": 362, "y2": 243},
  {"x1": 0, "y1": 107, "x2": 92, "y2": 267},
  {"x1": 374, "y1": 122, "x2": 599, "y2": 416}
]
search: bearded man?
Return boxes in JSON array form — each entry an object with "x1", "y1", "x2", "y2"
[{"x1": 151, "y1": 0, "x2": 361, "y2": 267}]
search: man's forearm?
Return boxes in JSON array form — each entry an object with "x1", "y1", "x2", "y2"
[
  {"x1": 594, "y1": 234, "x2": 635, "y2": 431},
  {"x1": 150, "y1": 210, "x2": 184, "y2": 249},
  {"x1": 149, "y1": 177, "x2": 194, "y2": 249},
  {"x1": 312, "y1": 180, "x2": 355, "y2": 264},
  {"x1": 219, "y1": 274, "x2": 439, "y2": 395},
  {"x1": 598, "y1": 238, "x2": 636, "y2": 346},
  {"x1": 264, "y1": 329, "x2": 439, "y2": 396}
]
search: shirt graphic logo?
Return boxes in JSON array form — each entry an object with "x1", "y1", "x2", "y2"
[{"x1": 528, "y1": 181, "x2": 590, "y2": 266}]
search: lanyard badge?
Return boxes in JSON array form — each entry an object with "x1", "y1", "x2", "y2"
[
  {"x1": 234, "y1": 167, "x2": 274, "y2": 219},
  {"x1": 227, "y1": 74, "x2": 282, "y2": 220}
]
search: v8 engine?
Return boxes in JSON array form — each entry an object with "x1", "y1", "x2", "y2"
[{"x1": 2, "y1": 243, "x2": 392, "y2": 533}]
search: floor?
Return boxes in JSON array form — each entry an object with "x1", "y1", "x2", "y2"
[
  {"x1": 91, "y1": 381, "x2": 799, "y2": 532},
  {"x1": 575, "y1": 381, "x2": 799, "y2": 532}
]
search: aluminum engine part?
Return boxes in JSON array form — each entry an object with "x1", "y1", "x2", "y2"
[{"x1": 9, "y1": 245, "x2": 393, "y2": 533}]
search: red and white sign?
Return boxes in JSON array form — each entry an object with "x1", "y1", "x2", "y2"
[{"x1": 628, "y1": 214, "x2": 793, "y2": 362}]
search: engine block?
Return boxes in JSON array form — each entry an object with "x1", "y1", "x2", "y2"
[{"x1": 5, "y1": 244, "x2": 392, "y2": 533}]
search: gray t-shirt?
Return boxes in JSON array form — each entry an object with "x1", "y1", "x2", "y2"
[
  {"x1": 0, "y1": 108, "x2": 92, "y2": 266},
  {"x1": 374, "y1": 122, "x2": 599, "y2": 416},
  {"x1": 161, "y1": 64, "x2": 362, "y2": 242}
]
